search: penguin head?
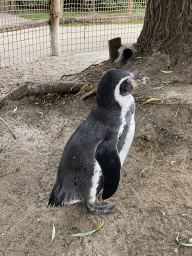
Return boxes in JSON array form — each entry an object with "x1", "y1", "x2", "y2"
[{"x1": 96, "y1": 69, "x2": 137, "y2": 109}]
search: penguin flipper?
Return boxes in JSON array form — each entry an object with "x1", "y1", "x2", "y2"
[{"x1": 95, "y1": 140, "x2": 121, "y2": 200}]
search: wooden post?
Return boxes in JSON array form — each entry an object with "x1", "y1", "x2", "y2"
[
  {"x1": 108, "y1": 37, "x2": 121, "y2": 63},
  {"x1": 50, "y1": 0, "x2": 60, "y2": 56},
  {"x1": 90, "y1": 0, "x2": 96, "y2": 12},
  {"x1": 127, "y1": 0, "x2": 133, "y2": 15},
  {"x1": 0, "y1": 0, "x2": 4, "y2": 12},
  {"x1": 10, "y1": 0, "x2": 16, "y2": 12},
  {"x1": 60, "y1": 0, "x2": 64, "y2": 18}
]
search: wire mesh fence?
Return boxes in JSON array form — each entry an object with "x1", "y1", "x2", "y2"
[
  {"x1": 0, "y1": 0, "x2": 147, "y2": 68},
  {"x1": 0, "y1": 0, "x2": 50, "y2": 67}
]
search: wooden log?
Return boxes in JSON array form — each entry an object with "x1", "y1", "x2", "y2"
[
  {"x1": 0, "y1": 83, "x2": 28, "y2": 108},
  {"x1": 108, "y1": 37, "x2": 121, "y2": 63},
  {"x1": 0, "y1": 81, "x2": 85, "y2": 108},
  {"x1": 27, "y1": 81, "x2": 85, "y2": 94}
]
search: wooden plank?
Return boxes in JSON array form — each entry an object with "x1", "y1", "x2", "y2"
[
  {"x1": 108, "y1": 37, "x2": 121, "y2": 63},
  {"x1": 50, "y1": 0, "x2": 60, "y2": 56}
]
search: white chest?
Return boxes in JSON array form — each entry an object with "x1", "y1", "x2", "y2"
[
  {"x1": 117, "y1": 95, "x2": 135, "y2": 165},
  {"x1": 89, "y1": 94, "x2": 135, "y2": 203}
]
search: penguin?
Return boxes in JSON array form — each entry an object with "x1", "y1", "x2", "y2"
[{"x1": 48, "y1": 69, "x2": 149, "y2": 214}]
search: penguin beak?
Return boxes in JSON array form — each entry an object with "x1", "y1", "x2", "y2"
[
  {"x1": 127, "y1": 75, "x2": 137, "y2": 88},
  {"x1": 134, "y1": 75, "x2": 150, "y2": 85}
]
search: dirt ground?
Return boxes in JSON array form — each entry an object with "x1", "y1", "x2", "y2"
[{"x1": 0, "y1": 51, "x2": 192, "y2": 256}]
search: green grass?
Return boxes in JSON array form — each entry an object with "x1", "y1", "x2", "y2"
[
  {"x1": 19, "y1": 11, "x2": 50, "y2": 20},
  {"x1": 19, "y1": 9, "x2": 145, "y2": 21},
  {"x1": 18, "y1": 12, "x2": 82, "y2": 20},
  {"x1": 133, "y1": 9, "x2": 145, "y2": 15},
  {"x1": 127, "y1": 19, "x2": 144, "y2": 24}
]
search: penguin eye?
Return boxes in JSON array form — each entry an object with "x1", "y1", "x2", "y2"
[{"x1": 120, "y1": 80, "x2": 133, "y2": 96}]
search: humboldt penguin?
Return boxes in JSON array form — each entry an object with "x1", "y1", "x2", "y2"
[{"x1": 49, "y1": 69, "x2": 149, "y2": 214}]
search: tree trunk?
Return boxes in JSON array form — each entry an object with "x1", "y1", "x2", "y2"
[{"x1": 136, "y1": 0, "x2": 192, "y2": 65}]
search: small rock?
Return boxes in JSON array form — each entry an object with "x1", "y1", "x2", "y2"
[{"x1": 143, "y1": 134, "x2": 151, "y2": 141}]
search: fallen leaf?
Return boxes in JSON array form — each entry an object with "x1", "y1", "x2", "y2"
[
  {"x1": 102, "y1": 71, "x2": 108, "y2": 76},
  {"x1": 176, "y1": 236, "x2": 192, "y2": 247},
  {"x1": 134, "y1": 57, "x2": 146, "y2": 60},
  {"x1": 98, "y1": 62, "x2": 104, "y2": 66},
  {"x1": 71, "y1": 221, "x2": 104, "y2": 237},
  {"x1": 13, "y1": 107, "x2": 17, "y2": 113},
  {"x1": 151, "y1": 146, "x2": 158, "y2": 152},
  {"x1": 44, "y1": 103, "x2": 52, "y2": 106},
  {"x1": 162, "y1": 80, "x2": 172, "y2": 85},
  {"x1": 80, "y1": 83, "x2": 93, "y2": 92},
  {"x1": 52, "y1": 224, "x2": 55, "y2": 241},
  {"x1": 171, "y1": 161, "x2": 177, "y2": 165},
  {"x1": 160, "y1": 70, "x2": 173, "y2": 73},
  {"x1": 140, "y1": 168, "x2": 147, "y2": 178},
  {"x1": 143, "y1": 98, "x2": 161, "y2": 104},
  {"x1": 38, "y1": 112, "x2": 43, "y2": 118}
]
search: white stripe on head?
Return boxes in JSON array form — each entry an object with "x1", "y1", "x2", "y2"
[{"x1": 114, "y1": 73, "x2": 134, "y2": 107}]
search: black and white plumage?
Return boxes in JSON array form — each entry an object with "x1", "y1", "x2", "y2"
[{"x1": 49, "y1": 69, "x2": 149, "y2": 214}]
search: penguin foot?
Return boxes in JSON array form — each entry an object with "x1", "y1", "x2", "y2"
[{"x1": 87, "y1": 202, "x2": 115, "y2": 214}]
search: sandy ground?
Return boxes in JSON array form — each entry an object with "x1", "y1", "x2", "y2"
[{"x1": 0, "y1": 52, "x2": 192, "y2": 256}]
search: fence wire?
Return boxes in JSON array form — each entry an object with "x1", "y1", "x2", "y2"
[{"x1": 0, "y1": 0, "x2": 147, "y2": 67}]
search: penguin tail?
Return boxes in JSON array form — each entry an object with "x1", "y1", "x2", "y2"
[{"x1": 48, "y1": 182, "x2": 65, "y2": 207}]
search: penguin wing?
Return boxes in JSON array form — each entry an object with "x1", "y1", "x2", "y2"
[{"x1": 95, "y1": 140, "x2": 121, "y2": 200}]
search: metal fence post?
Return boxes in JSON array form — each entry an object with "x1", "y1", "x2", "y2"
[{"x1": 50, "y1": 0, "x2": 60, "y2": 56}]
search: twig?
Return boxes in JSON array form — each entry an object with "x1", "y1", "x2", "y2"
[
  {"x1": 0, "y1": 117, "x2": 16, "y2": 139},
  {"x1": 174, "y1": 109, "x2": 179, "y2": 118},
  {"x1": 51, "y1": 124, "x2": 67, "y2": 142},
  {"x1": 60, "y1": 63, "x2": 99, "y2": 80},
  {"x1": 81, "y1": 89, "x2": 97, "y2": 100}
]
